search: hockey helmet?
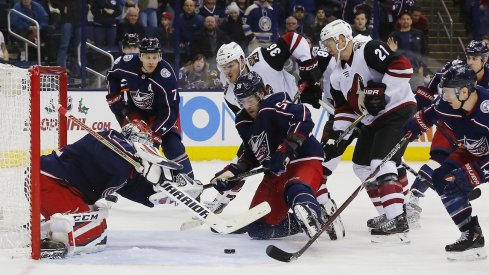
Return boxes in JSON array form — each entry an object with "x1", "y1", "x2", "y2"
[
  {"x1": 234, "y1": 71, "x2": 265, "y2": 101},
  {"x1": 440, "y1": 63, "x2": 477, "y2": 92},
  {"x1": 121, "y1": 119, "x2": 153, "y2": 146},
  {"x1": 441, "y1": 58, "x2": 465, "y2": 72},
  {"x1": 465, "y1": 40, "x2": 489, "y2": 57},
  {"x1": 139, "y1": 38, "x2": 161, "y2": 53},
  {"x1": 216, "y1": 42, "x2": 245, "y2": 68},
  {"x1": 320, "y1": 19, "x2": 353, "y2": 43},
  {"x1": 122, "y1": 33, "x2": 140, "y2": 49}
]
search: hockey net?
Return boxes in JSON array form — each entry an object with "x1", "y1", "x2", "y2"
[{"x1": 0, "y1": 64, "x2": 67, "y2": 259}]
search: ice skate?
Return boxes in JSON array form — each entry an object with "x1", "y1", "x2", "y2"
[
  {"x1": 40, "y1": 239, "x2": 68, "y2": 259},
  {"x1": 371, "y1": 212, "x2": 410, "y2": 244},
  {"x1": 446, "y1": 217, "x2": 487, "y2": 261},
  {"x1": 321, "y1": 198, "x2": 345, "y2": 240},
  {"x1": 293, "y1": 204, "x2": 323, "y2": 238},
  {"x1": 367, "y1": 214, "x2": 387, "y2": 231},
  {"x1": 405, "y1": 189, "x2": 423, "y2": 229}
]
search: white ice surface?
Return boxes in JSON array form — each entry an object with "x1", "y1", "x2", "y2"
[{"x1": 2, "y1": 161, "x2": 489, "y2": 275}]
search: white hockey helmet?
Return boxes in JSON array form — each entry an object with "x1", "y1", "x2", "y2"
[
  {"x1": 216, "y1": 42, "x2": 245, "y2": 68},
  {"x1": 320, "y1": 19, "x2": 353, "y2": 43}
]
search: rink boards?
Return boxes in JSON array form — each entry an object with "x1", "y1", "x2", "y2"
[{"x1": 58, "y1": 90, "x2": 432, "y2": 161}]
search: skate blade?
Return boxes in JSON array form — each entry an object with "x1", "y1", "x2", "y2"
[
  {"x1": 371, "y1": 232, "x2": 410, "y2": 244},
  {"x1": 447, "y1": 247, "x2": 488, "y2": 261}
]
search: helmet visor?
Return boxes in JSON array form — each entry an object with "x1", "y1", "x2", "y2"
[
  {"x1": 441, "y1": 87, "x2": 459, "y2": 102},
  {"x1": 237, "y1": 94, "x2": 260, "y2": 109}
]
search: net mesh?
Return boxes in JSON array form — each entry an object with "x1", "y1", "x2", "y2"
[{"x1": 0, "y1": 64, "x2": 62, "y2": 258}]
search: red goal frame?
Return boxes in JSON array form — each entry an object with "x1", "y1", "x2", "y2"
[{"x1": 29, "y1": 66, "x2": 68, "y2": 259}]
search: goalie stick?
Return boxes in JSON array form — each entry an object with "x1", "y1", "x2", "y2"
[
  {"x1": 57, "y1": 105, "x2": 271, "y2": 234},
  {"x1": 266, "y1": 134, "x2": 411, "y2": 262}
]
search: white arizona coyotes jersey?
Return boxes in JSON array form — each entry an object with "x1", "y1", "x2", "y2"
[
  {"x1": 331, "y1": 39, "x2": 416, "y2": 126},
  {"x1": 222, "y1": 32, "x2": 312, "y2": 112}
]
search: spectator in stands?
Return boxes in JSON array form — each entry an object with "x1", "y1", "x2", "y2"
[
  {"x1": 342, "y1": 0, "x2": 365, "y2": 24},
  {"x1": 236, "y1": 0, "x2": 249, "y2": 15},
  {"x1": 220, "y1": 2, "x2": 246, "y2": 51},
  {"x1": 316, "y1": 0, "x2": 342, "y2": 19},
  {"x1": 284, "y1": 16, "x2": 299, "y2": 33},
  {"x1": 410, "y1": 5, "x2": 429, "y2": 37},
  {"x1": 156, "y1": 11, "x2": 177, "y2": 61},
  {"x1": 91, "y1": 0, "x2": 121, "y2": 50},
  {"x1": 0, "y1": 30, "x2": 9, "y2": 63},
  {"x1": 351, "y1": 10, "x2": 371, "y2": 37},
  {"x1": 310, "y1": 7, "x2": 332, "y2": 45},
  {"x1": 482, "y1": 34, "x2": 489, "y2": 48},
  {"x1": 120, "y1": 0, "x2": 139, "y2": 23},
  {"x1": 179, "y1": 0, "x2": 204, "y2": 47},
  {"x1": 11, "y1": 0, "x2": 49, "y2": 43},
  {"x1": 189, "y1": 15, "x2": 230, "y2": 60},
  {"x1": 116, "y1": 7, "x2": 145, "y2": 47},
  {"x1": 52, "y1": 0, "x2": 82, "y2": 77},
  {"x1": 242, "y1": 0, "x2": 274, "y2": 54},
  {"x1": 178, "y1": 53, "x2": 221, "y2": 89},
  {"x1": 388, "y1": 10, "x2": 427, "y2": 72},
  {"x1": 138, "y1": 0, "x2": 158, "y2": 36},
  {"x1": 198, "y1": 0, "x2": 225, "y2": 20},
  {"x1": 292, "y1": 5, "x2": 314, "y2": 28}
]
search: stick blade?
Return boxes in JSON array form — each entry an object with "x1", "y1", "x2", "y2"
[
  {"x1": 469, "y1": 187, "x2": 482, "y2": 201},
  {"x1": 266, "y1": 245, "x2": 296, "y2": 262}
]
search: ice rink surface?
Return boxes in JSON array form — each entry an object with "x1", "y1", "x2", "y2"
[{"x1": 2, "y1": 161, "x2": 489, "y2": 275}]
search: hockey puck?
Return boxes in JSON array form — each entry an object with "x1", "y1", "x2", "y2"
[{"x1": 224, "y1": 249, "x2": 235, "y2": 254}]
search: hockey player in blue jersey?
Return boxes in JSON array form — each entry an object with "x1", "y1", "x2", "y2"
[
  {"x1": 39, "y1": 120, "x2": 202, "y2": 258},
  {"x1": 405, "y1": 40, "x2": 489, "y2": 226},
  {"x1": 211, "y1": 71, "x2": 326, "y2": 239},
  {"x1": 404, "y1": 64, "x2": 488, "y2": 261},
  {"x1": 106, "y1": 37, "x2": 194, "y2": 183}
]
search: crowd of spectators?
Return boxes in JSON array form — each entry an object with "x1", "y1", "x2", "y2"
[{"x1": 0, "y1": 0, "x2": 484, "y2": 89}]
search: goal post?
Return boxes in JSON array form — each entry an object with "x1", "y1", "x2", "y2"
[{"x1": 0, "y1": 64, "x2": 67, "y2": 259}]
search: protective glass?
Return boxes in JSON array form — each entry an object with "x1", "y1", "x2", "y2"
[
  {"x1": 237, "y1": 95, "x2": 260, "y2": 109},
  {"x1": 219, "y1": 61, "x2": 239, "y2": 74},
  {"x1": 440, "y1": 87, "x2": 459, "y2": 102}
]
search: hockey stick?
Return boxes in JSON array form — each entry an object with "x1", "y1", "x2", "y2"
[
  {"x1": 336, "y1": 112, "x2": 367, "y2": 143},
  {"x1": 266, "y1": 134, "x2": 410, "y2": 262},
  {"x1": 182, "y1": 167, "x2": 268, "y2": 231},
  {"x1": 202, "y1": 167, "x2": 268, "y2": 190},
  {"x1": 58, "y1": 105, "x2": 271, "y2": 234}
]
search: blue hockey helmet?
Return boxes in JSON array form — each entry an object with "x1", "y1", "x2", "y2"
[
  {"x1": 465, "y1": 40, "x2": 489, "y2": 57},
  {"x1": 440, "y1": 63, "x2": 477, "y2": 92},
  {"x1": 139, "y1": 38, "x2": 161, "y2": 53},
  {"x1": 122, "y1": 33, "x2": 140, "y2": 49},
  {"x1": 234, "y1": 71, "x2": 265, "y2": 100}
]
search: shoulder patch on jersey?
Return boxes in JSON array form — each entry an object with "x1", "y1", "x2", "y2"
[
  {"x1": 247, "y1": 52, "x2": 260, "y2": 66},
  {"x1": 161, "y1": 68, "x2": 171, "y2": 78},
  {"x1": 114, "y1": 56, "x2": 121, "y2": 64},
  {"x1": 123, "y1": 55, "x2": 134, "y2": 62},
  {"x1": 480, "y1": 100, "x2": 489, "y2": 113}
]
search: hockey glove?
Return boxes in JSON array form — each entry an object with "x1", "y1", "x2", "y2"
[
  {"x1": 404, "y1": 110, "x2": 432, "y2": 141},
  {"x1": 298, "y1": 81, "x2": 322, "y2": 108},
  {"x1": 445, "y1": 163, "x2": 486, "y2": 195},
  {"x1": 211, "y1": 163, "x2": 248, "y2": 192},
  {"x1": 298, "y1": 58, "x2": 322, "y2": 108},
  {"x1": 363, "y1": 81, "x2": 387, "y2": 116},
  {"x1": 414, "y1": 86, "x2": 435, "y2": 111},
  {"x1": 265, "y1": 135, "x2": 303, "y2": 176}
]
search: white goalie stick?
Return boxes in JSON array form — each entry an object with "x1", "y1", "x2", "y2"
[{"x1": 57, "y1": 105, "x2": 271, "y2": 234}]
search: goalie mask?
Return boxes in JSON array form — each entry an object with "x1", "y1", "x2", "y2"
[{"x1": 121, "y1": 119, "x2": 153, "y2": 146}]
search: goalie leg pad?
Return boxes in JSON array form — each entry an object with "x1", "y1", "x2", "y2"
[{"x1": 46, "y1": 210, "x2": 109, "y2": 256}]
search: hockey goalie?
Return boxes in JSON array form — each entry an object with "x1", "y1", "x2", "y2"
[{"x1": 39, "y1": 120, "x2": 203, "y2": 258}]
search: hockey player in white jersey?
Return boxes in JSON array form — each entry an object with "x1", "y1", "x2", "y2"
[{"x1": 320, "y1": 19, "x2": 417, "y2": 242}]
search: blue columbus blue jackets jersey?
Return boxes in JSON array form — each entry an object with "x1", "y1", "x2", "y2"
[
  {"x1": 235, "y1": 92, "x2": 323, "y2": 167},
  {"x1": 41, "y1": 130, "x2": 155, "y2": 207},
  {"x1": 106, "y1": 54, "x2": 180, "y2": 137},
  {"x1": 423, "y1": 86, "x2": 489, "y2": 165}
]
